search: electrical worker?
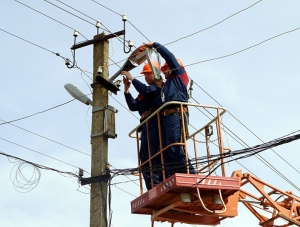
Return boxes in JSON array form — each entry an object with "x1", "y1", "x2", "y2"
[
  {"x1": 143, "y1": 42, "x2": 195, "y2": 178},
  {"x1": 122, "y1": 63, "x2": 162, "y2": 190}
]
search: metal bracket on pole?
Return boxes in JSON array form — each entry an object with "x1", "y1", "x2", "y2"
[
  {"x1": 92, "y1": 105, "x2": 118, "y2": 113},
  {"x1": 91, "y1": 131, "x2": 117, "y2": 139},
  {"x1": 80, "y1": 174, "x2": 111, "y2": 186},
  {"x1": 91, "y1": 75, "x2": 120, "y2": 95}
]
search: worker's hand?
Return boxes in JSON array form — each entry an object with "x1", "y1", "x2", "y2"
[
  {"x1": 123, "y1": 76, "x2": 131, "y2": 93},
  {"x1": 154, "y1": 76, "x2": 164, "y2": 88},
  {"x1": 121, "y1": 71, "x2": 134, "y2": 81}
]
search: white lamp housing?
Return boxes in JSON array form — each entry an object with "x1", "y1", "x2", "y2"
[{"x1": 64, "y1": 83, "x2": 93, "y2": 106}]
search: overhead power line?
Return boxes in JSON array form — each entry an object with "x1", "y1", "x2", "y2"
[
  {"x1": 44, "y1": 0, "x2": 95, "y2": 26},
  {"x1": 0, "y1": 28, "x2": 59, "y2": 55},
  {"x1": 185, "y1": 26, "x2": 300, "y2": 66},
  {"x1": 0, "y1": 98, "x2": 77, "y2": 126},
  {"x1": 200, "y1": 133, "x2": 300, "y2": 192},
  {"x1": 14, "y1": 0, "x2": 133, "y2": 66},
  {"x1": 0, "y1": 119, "x2": 91, "y2": 157},
  {"x1": 114, "y1": 131, "x2": 300, "y2": 177},
  {"x1": 164, "y1": 0, "x2": 263, "y2": 46},
  {"x1": 1, "y1": 150, "x2": 80, "y2": 178},
  {"x1": 112, "y1": 132, "x2": 300, "y2": 192},
  {"x1": 0, "y1": 137, "x2": 88, "y2": 172},
  {"x1": 191, "y1": 79, "x2": 300, "y2": 176},
  {"x1": 1, "y1": 150, "x2": 79, "y2": 192},
  {"x1": 90, "y1": 0, "x2": 122, "y2": 16},
  {"x1": 56, "y1": 0, "x2": 100, "y2": 22},
  {"x1": 90, "y1": 0, "x2": 150, "y2": 41},
  {"x1": 47, "y1": 0, "x2": 130, "y2": 46},
  {"x1": 14, "y1": 0, "x2": 88, "y2": 40},
  {"x1": 127, "y1": 20, "x2": 150, "y2": 42},
  {"x1": 0, "y1": 28, "x2": 78, "y2": 68},
  {"x1": 4, "y1": 25, "x2": 297, "y2": 187},
  {"x1": 4, "y1": 1, "x2": 300, "y2": 193},
  {"x1": 0, "y1": 28, "x2": 92, "y2": 74},
  {"x1": 188, "y1": 78, "x2": 300, "y2": 190}
]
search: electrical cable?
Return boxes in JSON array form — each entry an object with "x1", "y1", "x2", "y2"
[
  {"x1": 10, "y1": 161, "x2": 41, "y2": 193},
  {"x1": 0, "y1": 28, "x2": 58, "y2": 56},
  {"x1": 90, "y1": 0, "x2": 122, "y2": 16},
  {"x1": 6, "y1": 2, "x2": 297, "y2": 210},
  {"x1": 127, "y1": 20, "x2": 151, "y2": 42},
  {"x1": 148, "y1": 26, "x2": 300, "y2": 77},
  {"x1": 0, "y1": 137, "x2": 89, "y2": 173},
  {"x1": 109, "y1": 163, "x2": 143, "y2": 189},
  {"x1": 189, "y1": 98, "x2": 257, "y2": 176},
  {"x1": 48, "y1": 0, "x2": 133, "y2": 51},
  {"x1": 44, "y1": 0, "x2": 95, "y2": 26},
  {"x1": 164, "y1": 0, "x2": 263, "y2": 46},
  {"x1": 88, "y1": 0, "x2": 153, "y2": 42},
  {"x1": 111, "y1": 184, "x2": 136, "y2": 197},
  {"x1": 14, "y1": 0, "x2": 88, "y2": 40},
  {"x1": 14, "y1": 0, "x2": 118, "y2": 71},
  {"x1": 110, "y1": 178, "x2": 140, "y2": 185},
  {"x1": 54, "y1": 0, "x2": 111, "y2": 35},
  {"x1": 2, "y1": 2, "x2": 298, "y2": 224},
  {"x1": 111, "y1": 131, "x2": 300, "y2": 193},
  {"x1": 90, "y1": 0, "x2": 148, "y2": 51},
  {"x1": 0, "y1": 85, "x2": 92, "y2": 126},
  {"x1": 109, "y1": 94, "x2": 139, "y2": 120},
  {"x1": 124, "y1": 131, "x2": 300, "y2": 174},
  {"x1": 0, "y1": 119, "x2": 91, "y2": 157},
  {"x1": 190, "y1": 79, "x2": 300, "y2": 176},
  {"x1": 0, "y1": 28, "x2": 75, "y2": 67},
  {"x1": 1, "y1": 150, "x2": 80, "y2": 192},
  {"x1": 98, "y1": 181, "x2": 108, "y2": 227},
  {"x1": 56, "y1": 0, "x2": 100, "y2": 22},
  {"x1": 196, "y1": 133, "x2": 300, "y2": 193},
  {"x1": 86, "y1": 26, "x2": 300, "y2": 194},
  {"x1": 184, "y1": 26, "x2": 300, "y2": 67},
  {"x1": 0, "y1": 98, "x2": 76, "y2": 126},
  {"x1": 189, "y1": 96, "x2": 299, "y2": 186}
]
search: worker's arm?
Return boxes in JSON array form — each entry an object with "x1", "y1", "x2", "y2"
[
  {"x1": 132, "y1": 79, "x2": 158, "y2": 96},
  {"x1": 124, "y1": 93, "x2": 139, "y2": 111},
  {"x1": 153, "y1": 42, "x2": 184, "y2": 76}
]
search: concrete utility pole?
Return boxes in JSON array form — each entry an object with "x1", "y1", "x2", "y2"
[
  {"x1": 90, "y1": 33, "x2": 109, "y2": 227},
  {"x1": 71, "y1": 30, "x2": 124, "y2": 227}
]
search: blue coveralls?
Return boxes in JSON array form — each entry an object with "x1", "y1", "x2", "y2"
[
  {"x1": 153, "y1": 42, "x2": 195, "y2": 177},
  {"x1": 124, "y1": 80, "x2": 161, "y2": 190}
]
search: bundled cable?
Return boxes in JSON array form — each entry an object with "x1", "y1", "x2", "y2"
[
  {"x1": 9, "y1": 160, "x2": 41, "y2": 193},
  {"x1": 110, "y1": 132, "x2": 300, "y2": 176},
  {"x1": 1, "y1": 151, "x2": 79, "y2": 192}
]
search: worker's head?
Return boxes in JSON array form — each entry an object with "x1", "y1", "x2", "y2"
[
  {"x1": 161, "y1": 58, "x2": 185, "y2": 79},
  {"x1": 140, "y1": 62, "x2": 160, "y2": 85}
]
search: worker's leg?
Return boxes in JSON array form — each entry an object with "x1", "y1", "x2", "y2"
[
  {"x1": 148, "y1": 118, "x2": 163, "y2": 185},
  {"x1": 162, "y1": 114, "x2": 195, "y2": 177},
  {"x1": 140, "y1": 127, "x2": 152, "y2": 190}
]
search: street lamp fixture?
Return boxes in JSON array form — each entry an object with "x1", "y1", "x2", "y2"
[{"x1": 64, "y1": 83, "x2": 93, "y2": 106}]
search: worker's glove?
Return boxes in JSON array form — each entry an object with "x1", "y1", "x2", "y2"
[
  {"x1": 154, "y1": 77, "x2": 164, "y2": 88},
  {"x1": 123, "y1": 76, "x2": 131, "y2": 93}
]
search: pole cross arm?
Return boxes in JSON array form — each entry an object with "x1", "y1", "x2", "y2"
[
  {"x1": 80, "y1": 173, "x2": 111, "y2": 186},
  {"x1": 71, "y1": 30, "x2": 125, "y2": 50}
]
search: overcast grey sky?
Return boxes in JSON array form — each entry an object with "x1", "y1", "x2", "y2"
[{"x1": 1, "y1": 1, "x2": 300, "y2": 226}]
